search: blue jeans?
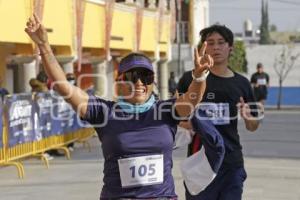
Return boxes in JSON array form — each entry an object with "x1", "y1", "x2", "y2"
[{"x1": 185, "y1": 167, "x2": 247, "y2": 200}]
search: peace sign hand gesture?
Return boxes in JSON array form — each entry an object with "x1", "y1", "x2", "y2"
[
  {"x1": 24, "y1": 14, "x2": 49, "y2": 46},
  {"x1": 193, "y1": 42, "x2": 214, "y2": 78}
]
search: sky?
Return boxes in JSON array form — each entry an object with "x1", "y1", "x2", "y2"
[{"x1": 209, "y1": 0, "x2": 300, "y2": 33}]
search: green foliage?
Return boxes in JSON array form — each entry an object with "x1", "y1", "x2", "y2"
[
  {"x1": 260, "y1": 0, "x2": 272, "y2": 44},
  {"x1": 270, "y1": 24, "x2": 277, "y2": 32},
  {"x1": 289, "y1": 35, "x2": 300, "y2": 43},
  {"x1": 229, "y1": 41, "x2": 248, "y2": 73}
]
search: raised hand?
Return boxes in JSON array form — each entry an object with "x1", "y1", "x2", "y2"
[
  {"x1": 24, "y1": 14, "x2": 48, "y2": 46},
  {"x1": 193, "y1": 42, "x2": 214, "y2": 77}
]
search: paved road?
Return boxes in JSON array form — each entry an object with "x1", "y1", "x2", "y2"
[
  {"x1": 240, "y1": 110, "x2": 300, "y2": 159},
  {"x1": 173, "y1": 109, "x2": 300, "y2": 200},
  {"x1": 173, "y1": 109, "x2": 300, "y2": 159},
  {"x1": 0, "y1": 110, "x2": 299, "y2": 200}
]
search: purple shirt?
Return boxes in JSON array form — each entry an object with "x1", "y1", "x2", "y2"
[{"x1": 82, "y1": 95, "x2": 179, "y2": 199}]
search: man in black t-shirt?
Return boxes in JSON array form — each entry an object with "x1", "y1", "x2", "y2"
[
  {"x1": 178, "y1": 25, "x2": 261, "y2": 200},
  {"x1": 250, "y1": 63, "x2": 269, "y2": 105}
]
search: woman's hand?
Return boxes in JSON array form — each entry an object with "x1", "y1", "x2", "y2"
[
  {"x1": 179, "y1": 121, "x2": 193, "y2": 130},
  {"x1": 175, "y1": 42, "x2": 213, "y2": 117},
  {"x1": 25, "y1": 14, "x2": 48, "y2": 46},
  {"x1": 193, "y1": 42, "x2": 214, "y2": 77}
]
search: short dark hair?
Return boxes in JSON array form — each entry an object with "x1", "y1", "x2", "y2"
[
  {"x1": 200, "y1": 24, "x2": 234, "y2": 47},
  {"x1": 37, "y1": 71, "x2": 48, "y2": 83},
  {"x1": 66, "y1": 73, "x2": 76, "y2": 80},
  {"x1": 257, "y1": 63, "x2": 263, "y2": 69}
]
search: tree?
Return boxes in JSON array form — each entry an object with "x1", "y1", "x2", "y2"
[
  {"x1": 270, "y1": 24, "x2": 277, "y2": 32},
  {"x1": 273, "y1": 45, "x2": 300, "y2": 109},
  {"x1": 259, "y1": 0, "x2": 271, "y2": 44},
  {"x1": 229, "y1": 41, "x2": 248, "y2": 73}
]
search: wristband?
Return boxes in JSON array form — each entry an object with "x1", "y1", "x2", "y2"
[{"x1": 192, "y1": 70, "x2": 210, "y2": 82}]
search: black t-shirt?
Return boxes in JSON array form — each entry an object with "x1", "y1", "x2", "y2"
[
  {"x1": 250, "y1": 72, "x2": 269, "y2": 95},
  {"x1": 178, "y1": 70, "x2": 257, "y2": 168},
  {"x1": 177, "y1": 71, "x2": 193, "y2": 95}
]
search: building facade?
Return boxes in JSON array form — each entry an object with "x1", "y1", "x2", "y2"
[{"x1": 0, "y1": 0, "x2": 177, "y2": 100}]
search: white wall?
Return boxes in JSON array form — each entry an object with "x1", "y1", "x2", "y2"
[
  {"x1": 246, "y1": 44, "x2": 300, "y2": 87},
  {"x1": 192, "y1": 0, "x2": 209, "y2": 46}
]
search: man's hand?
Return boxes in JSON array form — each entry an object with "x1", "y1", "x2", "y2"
[
  {"x1": 238, "y1": 97, "x2": 252, "y2": 120},
  {"x1": 238, "y1": 97, "x2": 259, "y2": 132}
]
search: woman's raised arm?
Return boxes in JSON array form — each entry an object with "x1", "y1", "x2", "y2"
[{"x1": 25, "y1": 14, "x2": 89, "y2": 117}]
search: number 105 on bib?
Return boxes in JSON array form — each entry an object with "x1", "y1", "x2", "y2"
[{"x1": 118, "y1": 154, "x2": 164, "y2": 188}]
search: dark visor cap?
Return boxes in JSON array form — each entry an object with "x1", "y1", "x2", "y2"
[{"x1": 118, "y1": 53, "x2": 154, "y2": 74}]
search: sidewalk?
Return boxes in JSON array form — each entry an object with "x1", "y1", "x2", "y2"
[
  {"x1": 243, "y1": 158, "x2": 300, "y2": 200},
  {"x1": 1, "y1": 138, "x2": 300, "y2": 200}
]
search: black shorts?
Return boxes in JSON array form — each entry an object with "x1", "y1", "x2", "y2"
[{"x1": 254, "y1": 89, "x2": 267, "y2": 101}]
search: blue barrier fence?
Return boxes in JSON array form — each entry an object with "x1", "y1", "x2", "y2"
[
  {"x1": 1, "y1": 91, "x2": 95, "y2": 178},
  {"x1": 6, "y1": 94, "x2": 36, "y2": 147},
  {"x1": 266, "y1": 87, "x2": 300, "y2": 106},
  {"x1": 2, "y1": 92, "x2": 87, "y2": 148}
]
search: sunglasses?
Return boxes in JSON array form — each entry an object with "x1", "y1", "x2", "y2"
[{"x1": 118, "y1": 69, "x2": 154, "y2": 85}]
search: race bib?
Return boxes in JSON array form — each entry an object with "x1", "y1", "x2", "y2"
[
  {"x1": 257, "y1": 78, "x2": 267, "y2": 85},
  {"x1": 118, "y1": 154, "x2": 164, "y2": 188},
  {"x1": 199, "y1": 103, "x2": 230, "y2": 125}
]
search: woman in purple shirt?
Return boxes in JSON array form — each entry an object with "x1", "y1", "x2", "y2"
[{"x1": 25, "y1": 14, "x2": 213, "y2": 200}]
